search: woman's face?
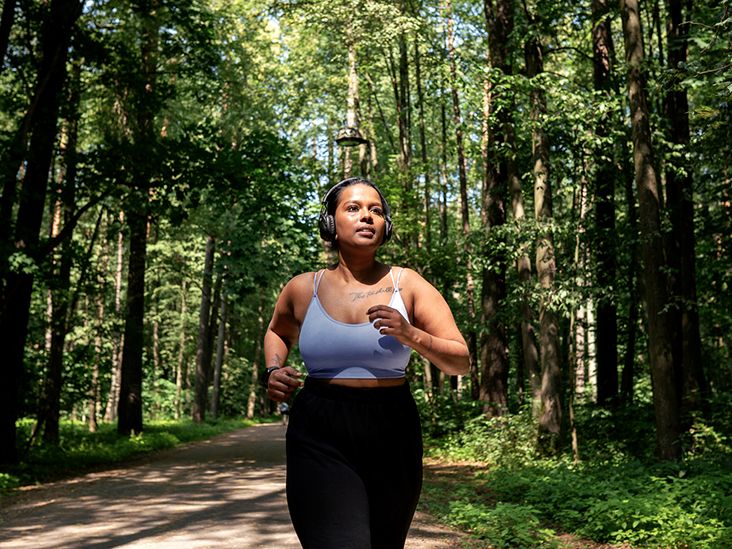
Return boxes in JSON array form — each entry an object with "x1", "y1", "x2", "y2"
[{"x1": 333, "y1": 184, "x2": 386, "y2": 248}]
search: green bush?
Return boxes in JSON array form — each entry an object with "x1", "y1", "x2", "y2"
[
  {"x1": 427, "y1": 407, "x2": 538, "y2": 466},
  {"x1": 446, "y1": 501, "x2": 556, "y2": 548}
]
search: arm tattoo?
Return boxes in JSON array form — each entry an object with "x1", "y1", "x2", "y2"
[{"x1": 269, "y1": 353, "x2": 283, "y2": 368}]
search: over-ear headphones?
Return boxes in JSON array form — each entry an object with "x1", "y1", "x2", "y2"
[{"x1": 318, "y1": 177, "x2": 393, "y2": 244}]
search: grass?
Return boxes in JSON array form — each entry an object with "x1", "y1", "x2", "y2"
[
  {"x1": 0, "y1": 417, "x2": 260, "y2": 494},
  {"x1": 416, "y1": 401, "x2": 732, "y2": 548}
]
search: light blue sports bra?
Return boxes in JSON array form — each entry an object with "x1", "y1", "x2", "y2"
[{"x1": 298, "y1": 268, "x2": 412, "y2": 379}]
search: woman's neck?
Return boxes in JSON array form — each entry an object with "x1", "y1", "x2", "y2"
[{"x1": 334, "y1": 251, "x2": 385, "y2": 284}]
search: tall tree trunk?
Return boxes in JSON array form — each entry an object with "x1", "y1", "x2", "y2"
[
  {"x1": 663, "y1": 0, "x2": 707, "y2": 418},
  {"x1": 621, "y1": 135, "x2": 640, "y2": 403},
  {"x1": 175, "y1": 279, "x2": 187, "y2": 419},
  {"x1": 525, "y1": 27, "x2": 562, "y2": 449},
  {"x1": 117, "y1": 0, "x2": 159, "y2": 436},
  {"x1": 414, "y1": 39, "x2": 432, "y2": 252},
  {"x1": 0, "y1": 0, "x2": 16, "y2": 74},
  {"x1": 211, "y1": 294, "x2": 227, "y2": 419},
  {"x1": 39, "y1": 61, "x2": 81, "y2": 444},
  {"x1": 592, "y1": 0, "x2": 620, "y2": 405},
  {"x1": 104, "y1": 211, "x2": 125, "y2": 421},
  {"x1": 117, "y1": 202, "x2": 148, "y2": 435},
  {"x1": 247, "y1": 298, "x2": 266, "y2": 419},
  {"x1": 480, "y1": 0, "x2": 512, "y2": 415},
  {"x1": 0, "y1": 0, "x2": 81, "y2": 464},
  {"x1": 193, "y1": 235, "x2": 215, "y2": 422},
  {"x1": 90, "y1": 224, "x2": 108, "y2": 433},
  {"x1": 620, "y1": 0, "x2": 681, "y2": 459},
  {"x1": 446, "y1": 0, "x2": 477, "y2": 397}
]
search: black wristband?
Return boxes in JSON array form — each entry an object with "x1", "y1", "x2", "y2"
[{"x1": 263, "y1": 366, "x2": 280, "y2": 387}]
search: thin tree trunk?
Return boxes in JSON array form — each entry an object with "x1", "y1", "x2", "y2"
[
  {"x1": 446, "y1": 0, "x2": 477, "y2": 398},
  {"x1": 0, "y1": 0, "x2": 82, "y2": 464},
  {"x1": 40, "y1": 68, "x2": 81, "y2": 444},
  {"x1": 104, "y1": 211, "x2": 125, "y2": 421},
  {"x1": 193, "y1": 235, "x2": 215, "y2": 422},
  {"x1": 211, "y1": 293, "x2": 227, "y2": 419},
  {"x1": 621, "y1": 135, "x2": 639, "y2": 403},
  {"x1": 90, "y1": 231, "x2": 108, "y2": 433},
  {"x1": 479, "y1": 0, "x2": 513, "y2": 414},
  {"x1": 592, "y1": 0, "x2": 619, "y2": 405},
  {"x1": 247, "y1": 299, "x2": 266, "y2": 419},
  {"x1": 620, "y1": 0, "x2": 681, "y2": 459},
  {"x1": 175, "y1": 279, "x2": 187, "y2": 419},
  {"x1": 117, "y1": 0, "x2": 159, "y2": 436},
  {"x1": 525, "y1": 27, "x2": 562, "y2": 449},
  {"x1": 0, "y1": 0, "x2": 16, "y2": 74},
  {"x1": 414, "y1": 39, "x2": 432, "y2": 251},
  {"x1": 663, "y1": 0, "x2": 708, "y2": 418}
]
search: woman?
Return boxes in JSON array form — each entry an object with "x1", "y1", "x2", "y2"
[{"x1": 265, "y1": 177, "x2": 469, "y2": 549}]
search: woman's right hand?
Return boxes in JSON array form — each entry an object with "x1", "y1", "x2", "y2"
[{"x1": 267, "y1": 366, "x2": 303, "y2": 402}]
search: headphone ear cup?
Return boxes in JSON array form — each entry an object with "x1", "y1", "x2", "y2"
[
  {"x1": 319, "y1": 213, "x2": 336, "y2": 242},
  {"x1": 383, "y1": 217, "x2": 392, "y2": 243}
]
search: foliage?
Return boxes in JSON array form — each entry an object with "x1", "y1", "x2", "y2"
[
  {"x1": 422, "y1": 397, "x2": 732, "y2": 548},
  {"x1": 426, "y1": 405, "x2": 539, "y2": 466}
]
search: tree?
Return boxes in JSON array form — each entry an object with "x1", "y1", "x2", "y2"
[
  {"x1": 592, "y1": 0, "x2": 620, "y2": 405},
  {"x1": 0, "y1": 0, "x2": 82, "y2": 464},
  {"x1": 620, "y1": 0, "x2": 681, "y2": 459}
]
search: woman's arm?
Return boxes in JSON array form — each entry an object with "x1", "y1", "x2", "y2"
[
  {"x1": 264, "y1": 276, "x2": 308, "y2": 401},
  {"x1": 367, "y1": 269, "x2": 470, "y2": 376}
]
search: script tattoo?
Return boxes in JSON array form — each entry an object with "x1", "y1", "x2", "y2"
[
  {"x1": 349, "y1": 286, "x2": 403, "y2": 302},
  {"x1": 269, "y1": 353, "x2": 283, "y2": 368}
]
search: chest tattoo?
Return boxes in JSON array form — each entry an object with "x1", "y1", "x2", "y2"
[{"x1": 349, "y1": 286, "x2": 403, "y2": 302}]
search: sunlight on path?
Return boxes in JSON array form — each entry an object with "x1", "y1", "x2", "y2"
[{"x1": 0, "y1": 423, "x2": 473, "y2": 548}]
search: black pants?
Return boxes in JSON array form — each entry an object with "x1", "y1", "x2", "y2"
[{"x1": 286, "y1": 378, "x2": 423, "y2": 549}]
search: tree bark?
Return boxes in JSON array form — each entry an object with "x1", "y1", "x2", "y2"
[
  {"x1": 0, "y1": 0, "x2": 81, "y2": 464},
  {"x1": 104, "y1": 211, "x2": 125, "y2": 421},
  {"x1": 210, "y1": 292, "x2": 227, "y2": 419},
  {"x1": 247, "y1": 298, "x2": 266, "y2": 419},
  {"x1": 525, "y1": 29, "x2": 562, "y2": 449},
  {"x1": 592, "y1": 0, "x2": 620, "y2": 405},
  {"x1": 39, "y1": 60, "x2": 82, "y2": 444},
  {"x1": 445, "y1": 0, "x2": 478, "y2": 398},
  {"x1": 175, "y1": 279, "x2": 187, "y2": 419},
  {"x1": 193, "y1": 235, "x2": 215, "y2": 422},
  {"x1": 0, "y1": 0, "x2": 15, "y2": 74},
  {"x1": 117, "y1": 202, "x2": 148, "y2": 435},
  {"x1": 479, "y1": 0, "x2": 513, "y2": 415},
  {"x1": 620, "y1": 0, "x2": 681, "y2": 459},
  {"x1": 663, "y1": 0, "x2": 707, "y2": 418},
  {"x1": 414, "y1": 39, "x2": 432, "y2": 252}
]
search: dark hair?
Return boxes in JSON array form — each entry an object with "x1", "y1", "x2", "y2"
[{"x1": 319, "y1": 177, "x2": 393, "y2": 245}]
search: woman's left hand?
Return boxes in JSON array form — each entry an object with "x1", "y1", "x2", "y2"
[{"x1": 367, "y1": 304, "x2": 414, "y2": 345}]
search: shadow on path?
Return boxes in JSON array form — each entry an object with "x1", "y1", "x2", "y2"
[{"x1": 0, "y1": 423, "x2": 478, "y2": 548}]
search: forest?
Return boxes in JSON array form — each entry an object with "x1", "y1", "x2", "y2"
[{"x1": 0, "y1": 0, "x2": 731, "y2": 545}]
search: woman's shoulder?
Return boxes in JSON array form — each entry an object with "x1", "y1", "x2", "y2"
[
  {"x1": 391, "y1": 266, "x2": 426, "y2": 284},
  {"x1": 283, "y1": 271, "x2": 319, "y2": 292}
]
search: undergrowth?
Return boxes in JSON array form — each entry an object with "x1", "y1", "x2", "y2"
[
  {"x1": 420, "y1": 395, "x2": 732, "y2": 548},
  {"x1": 0, "y1": 417, "x2": 256, "y2": 494}
]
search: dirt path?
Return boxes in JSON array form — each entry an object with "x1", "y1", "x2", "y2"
[{"x1": 0, "y1": 423, "x2": 477, "y2": 548}]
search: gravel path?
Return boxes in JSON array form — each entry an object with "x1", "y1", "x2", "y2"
[{"x1": 0, "y1": 423, "x2": 474, "y2": 548}]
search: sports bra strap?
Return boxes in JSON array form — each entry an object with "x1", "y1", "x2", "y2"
[
  {"x1": 313, "y1": 270, "x2": 325, "y2": 297},
  {"x1": 394, "y1": 267, "x2": 404, "y2": 291}
]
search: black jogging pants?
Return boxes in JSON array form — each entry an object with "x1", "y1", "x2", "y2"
[{"x1": 285, "y1": 377, "x2": 423, "y2": 549}]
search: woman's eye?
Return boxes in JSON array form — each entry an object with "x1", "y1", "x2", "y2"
[
  {"x1": 371, "y1": 207, "x2": 384, "y2": 216},
  {"x1": 346, "y1": 205, "x2": 359, "y2": 212}
]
